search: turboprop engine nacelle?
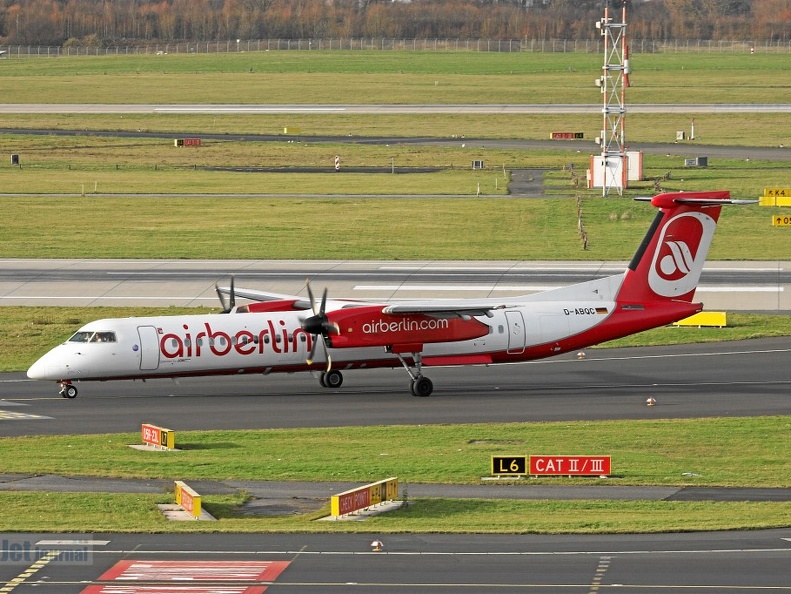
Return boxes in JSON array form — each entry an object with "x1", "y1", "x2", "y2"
[{"x1": 325, "y1": 306, "x2": 491, "y2": 349}]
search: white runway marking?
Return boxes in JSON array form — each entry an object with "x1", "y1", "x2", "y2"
[{"x1": 353, "y1": 284, "x2": 783, "y2": 293}]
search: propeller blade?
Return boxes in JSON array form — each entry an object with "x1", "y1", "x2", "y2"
[
  {"x1": 306, "y1": 334, "x2": 319, "y2": 365},
  {"x1": 306, "y1": 280, "x2": 318, "y2": 315},
  {"x1": 215, "y1": 275, "x2": 236, "y2": 313},
  {"x1": 214, "y1": 281, "x2": 228, "y2": 312},
  {"x1": 319, "y1": 287, "x2": 328, "y2": 316},
  {"x1": 305, "y1": 334, "x2": 333, "y2": 372},
  {"x1": 301, "y1": 281, "x2": 334, "y2": 372}
]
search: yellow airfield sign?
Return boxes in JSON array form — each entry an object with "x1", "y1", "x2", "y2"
[
  {"x1": 764, "y1": 188, "x2": 791, "y2": 197},
  {"x1": 772, "y1": 215, "x2": 791, "y2": 227},
  {"x1": 760, "y1": 189, "x2": 791, "y2": 207}
]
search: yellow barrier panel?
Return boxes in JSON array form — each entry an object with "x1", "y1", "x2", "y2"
[
  {"x1": 330, "y1": 477, "x2": 398, "y2": 517},
  {"x1": 174, "y1": 481, "x2": 202, "y2": 519},
  {"x1": 673, "y1": 312, "x2": 727, "y2": 328},
  {"x1": 759, "y1": 190, "x2": 791, "y2": 207},
  {"x1": 760, "y1": 195, "x2": 776, "y2": 207}
]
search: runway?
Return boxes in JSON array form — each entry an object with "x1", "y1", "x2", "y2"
[
  {"x1": 2, "y1": 259, "x2": 789, "y2": 311},
  {"x1": 2, "y1": 531, "x2": 791, "y2": 593}
]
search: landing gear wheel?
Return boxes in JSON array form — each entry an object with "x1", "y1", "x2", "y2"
[
  {"x1": 321, "y1": 370, "x2": 344, "y2": 389},
  {"x1": 60, "y1": 384, "x2": 78, "y2": 399},
  {"x1": 410, "y1": 376, "x2": 433, "y2": 397}
]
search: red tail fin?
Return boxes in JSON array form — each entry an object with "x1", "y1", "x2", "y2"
[{"x1": 616, "y1": 191, "x2": 731, "y2": 304}]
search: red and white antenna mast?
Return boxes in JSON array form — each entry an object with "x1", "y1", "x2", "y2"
[{"x1": 596, "y1": 1, "x2": 630, "y2": 196}]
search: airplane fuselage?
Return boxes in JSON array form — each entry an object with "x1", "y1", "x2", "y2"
[{"x1": 28, "y1": 298, "x2": 639, "y2": 383}]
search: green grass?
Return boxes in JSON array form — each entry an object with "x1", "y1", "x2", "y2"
[
  {"x1": 3, "y1": 417, "x2": 790, "y2": 486},
  {"x1": 1, "y1": 51, "x2": 789, "y2": 105},
  {"x1": 1, "y1": 416, "x2": 791, "y2": 533},
  {"x1": 3, "y1": 492, "x2": 791, "y2": 534},
  {"x1": 2, "y1": 187, "x2": 789, "y2": 260},
  {"x1": 4, "y1": 491, "x2": 791, "y2": 534}
]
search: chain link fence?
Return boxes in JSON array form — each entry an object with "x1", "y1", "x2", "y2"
[{"x1": 1, "y1": 38, "x2": 789, "y2": 57}]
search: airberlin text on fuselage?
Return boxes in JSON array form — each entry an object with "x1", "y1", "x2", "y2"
[
  {"x1": 362, "y1": 317, "x2": 449, "y2": 335},
  {"x1": 159, "y1": 321, "x2": 311, "y2": 359}
]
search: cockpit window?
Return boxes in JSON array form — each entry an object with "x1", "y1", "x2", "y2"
[{"x1": 68, "y1": 331, "x2": 117, "y2": 343}]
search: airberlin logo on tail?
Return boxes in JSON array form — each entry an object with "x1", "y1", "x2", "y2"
[
  {"x1": 648, "y1": 211, "x2": 717, "y2": 298},
  {"x1": 660, "y1": 240, "x2": 696, "y2": 278}
]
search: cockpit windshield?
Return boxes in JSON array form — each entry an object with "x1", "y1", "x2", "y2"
[{"x1": 68, "y1": 331, "x2": 117, "y2": 343}]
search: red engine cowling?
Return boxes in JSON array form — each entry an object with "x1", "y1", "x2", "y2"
[
  {"x1": 325, "y1": 305, "x2": 490, "y2": 349},
  {"x1": 240, "y1": 300, "x2": 305, "y2": 313}
]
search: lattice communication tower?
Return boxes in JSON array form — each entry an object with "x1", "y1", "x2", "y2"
[{"x1": 596, "y1": 1, "x2": 630, "y2": 196}]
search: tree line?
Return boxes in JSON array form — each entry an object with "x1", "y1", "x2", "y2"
[{"x1": 0, "y1": 0, "x2": 788, "y2": 47}]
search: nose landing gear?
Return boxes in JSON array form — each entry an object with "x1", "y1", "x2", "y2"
[{"x1": 59, "y1": 382, "x2": 78, "y2": 399}]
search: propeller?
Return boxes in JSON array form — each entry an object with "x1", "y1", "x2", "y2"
[
  {"x1": 301, "y1": 281, "x2": 340, "y2": 372},
  {"x1": 215, "y1": 275, "x2": 236, "y2": 313}
]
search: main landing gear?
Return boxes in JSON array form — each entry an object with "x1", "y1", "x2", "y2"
[
  {"x1": 394, "y1": 351, "x2": 434, "y2": 397},
  {"x1": 59, "y1": 381, "x2": 77, "y2": 399},
  {"x1": 319, "y1": 370, "x2": 344, "y2": 389}
]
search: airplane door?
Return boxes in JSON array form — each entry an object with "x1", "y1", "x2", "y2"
[
  {"x1": 505, "y1": 311, "x2": 526, "y2": 355},
  {"x1": 137, "y1": 325, "x2": 160, "y2": 371}
]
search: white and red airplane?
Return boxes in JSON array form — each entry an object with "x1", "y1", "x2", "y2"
[{"x1": 28, "y1": 191, "x2": 750, "y2": 399}]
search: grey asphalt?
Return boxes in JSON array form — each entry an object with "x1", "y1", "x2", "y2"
[
  {"x1": 3, "y1": 530, "x2": 791, "y2": 593},
  {"x1": 2, "y1": 124, "x2": 791, "y2": 163}
]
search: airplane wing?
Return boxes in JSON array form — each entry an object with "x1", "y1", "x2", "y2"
[
  {"x1": 217, "y1": 285, "x2": 376, "y2": 311},
  {"x1": 217, "y1": 286, "x2": 312, "y2": 309},
  {"x1": 220, "y1": 284, "x2": 507, "y2": 317}
]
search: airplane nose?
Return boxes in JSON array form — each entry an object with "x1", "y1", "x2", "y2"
[
  {"x1": 27, "y1": 357, "x2": 50, "y2": 380},
  {"x1": 27, "y1": 351, "x2": 70, "y2": 381}
]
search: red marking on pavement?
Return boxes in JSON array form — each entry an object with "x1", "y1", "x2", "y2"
[{"x1": 82, "y1": 560, "x2": 290, "y2": 593}]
